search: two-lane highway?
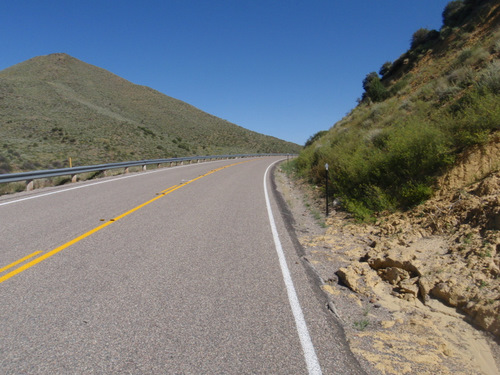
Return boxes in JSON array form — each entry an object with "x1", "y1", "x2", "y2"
[{"x1": 0, "y1": 157, "x2": 364, "y2": 374}]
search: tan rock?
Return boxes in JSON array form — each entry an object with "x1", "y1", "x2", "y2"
[
  {"x1": 418, "y1": 275, "x2": 437, "y2": 302},
  {"x1": 337, "y1": 262, "x2": 380, "y2": 296},
  {"x1": 399, "y1": 277, "x2": 420, "y2": 296},
  {"x1": 378, "y1": 267, "x2": 410, "y2": 285},
  {"x1": 367, "y1": 247, "x2": 419, "y2": 276}
]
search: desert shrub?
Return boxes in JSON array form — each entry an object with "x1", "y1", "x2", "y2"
[
  {"x1": 399, "y1": 99, "x2": 413, "y2": 112},
  {"x1": 446, "y1": 90, "x2": 500, "y2": 148},
  {"x1": 447, "y1": 66, "x2": 476, "y2": 87},
  {"x1": 343, "y1": 198, "x2": 377, "y2": 222},
  {"x1": 399, "y1": 182, "x2": 433, "y2": 207},
  {"x1": 494, "y1": 39, "x2": 500, "y2": 54},
  {"x1": 390, "y1": 81, "x2": 406, "y2": 95},
  {"x1": 379, "y1": 119, "x2": 452, "y2": 183},
  {"x1": 488, "y1": 28, "x2": 500, "y2": 52},
  {"x1": 296, "y1": 116, "x2": 453, "y2": 218},
  {"x1": 477, "y1": 61, "x2": 500, "y2": 94},
  {"x1": 454, "y1": 47, "x2": 490, "y2": 68},
  {"x1": 361, "y1": 119, "x2": 374, "y2": 129},
  {"x1": 435, "y1": 79, "x2": 462, "y2": 102}
]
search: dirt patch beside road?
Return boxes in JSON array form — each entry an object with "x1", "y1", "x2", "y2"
[{"x1": 274, "y1": 165, "x2": 500, "y2": 375}]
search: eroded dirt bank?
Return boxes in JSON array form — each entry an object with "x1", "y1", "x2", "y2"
[{"x1": 274, "y1": 142, "x2": 500, "y2": 375}]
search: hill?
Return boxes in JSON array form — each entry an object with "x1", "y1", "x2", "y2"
[
  {"x1": 296, "y1": 0, "x2": 499, "y2": 220},
  {"x1": 0, "y1": 53, "x2": 300, "y2": 173}
]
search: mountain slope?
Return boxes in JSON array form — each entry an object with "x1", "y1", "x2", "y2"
[{"x1": 0, "y1": 53, "x2": 300, "y2": 172}]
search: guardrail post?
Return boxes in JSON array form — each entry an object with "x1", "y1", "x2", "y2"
[{"x1": 26, "y1": 180, "x2": 34, "y2": 191}]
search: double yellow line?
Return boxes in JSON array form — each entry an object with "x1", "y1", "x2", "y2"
[{"x1": 0, "y1": 160, "x2": 251, "y2": 284}]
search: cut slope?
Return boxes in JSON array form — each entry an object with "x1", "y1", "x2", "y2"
[{"x1": 296, "y1": 0, "x2": 500, "y2": 219}]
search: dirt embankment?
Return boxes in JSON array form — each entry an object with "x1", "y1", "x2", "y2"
[{"x1": 275, "y1": 137, "x2": 500, "y2": 375}]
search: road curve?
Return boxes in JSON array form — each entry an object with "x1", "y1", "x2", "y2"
[{"x1": 0, "y1": 157, "x2": 364, "y2": 374}]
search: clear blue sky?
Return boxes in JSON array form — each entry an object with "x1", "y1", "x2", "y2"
[{"x1": 1, "y1": 0, "x2": 451, "y2": 145}]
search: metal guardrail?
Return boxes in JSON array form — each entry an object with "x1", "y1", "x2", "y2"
[{"x1": 0, "y1": 154, "x2": 292, "y2": 190}]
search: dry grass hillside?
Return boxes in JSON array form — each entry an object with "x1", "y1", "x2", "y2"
[
  {"x1": 0, "y1": 53, "x2": 300, "y2": 174},
  {"x1": 296, "y1": 0, "x2": 499, "y2": 219}
]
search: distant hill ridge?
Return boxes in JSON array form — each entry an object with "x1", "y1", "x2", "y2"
[{"x1": 0, "y1": 53, "x2": 300, "y2": 173}]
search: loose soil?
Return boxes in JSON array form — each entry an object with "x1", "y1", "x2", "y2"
[{"x1": 274, "y1": 157, "x2": 500, "y2": 375}]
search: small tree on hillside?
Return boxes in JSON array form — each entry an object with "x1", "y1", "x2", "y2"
[
  {"x1": 379, "y1": 61, "x2": 393, "y2": 77},
  {"x1": 443, "y1": 0, "x2": 465, "y2": 27},
  {"x1": 362, "y1": 72, "x2": 389, "y2": 102},
  {"x1": 411, "y1": 28, "x2": 431, "y2": 49}
]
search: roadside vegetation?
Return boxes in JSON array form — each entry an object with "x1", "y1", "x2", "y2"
[{"x1": 295, "y1": 0, "x2": 500, "y2": 221}]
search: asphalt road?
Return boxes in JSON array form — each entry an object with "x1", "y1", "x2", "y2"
[{"x1": 0, "y1": 157, "x2": 364, "y2": 374}]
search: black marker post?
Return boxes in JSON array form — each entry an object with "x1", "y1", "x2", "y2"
[{"x1": 325, "y1": 163, "x2": 329, "y2": 217}]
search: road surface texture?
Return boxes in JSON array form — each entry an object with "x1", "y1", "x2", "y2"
[{"x1": 0, "y1": 157, "x2": 364, "y2": 374}]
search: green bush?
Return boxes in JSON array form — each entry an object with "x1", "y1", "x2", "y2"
[
  {"x1": 447, "y1": 90, "x2": 500, "y2": 148},
  {"x1": 362, "y1": 72, "x2": 389, "y2": 102},
  {"x1": 411, "y1": 28, "x2": 437, "y2": 49},
  {"x1": 295, "y1": 114, "x2": 456, "y2": 218}
]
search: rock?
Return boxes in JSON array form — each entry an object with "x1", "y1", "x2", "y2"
[
  {"x1": 418, "y1": 276, "x2": 437, "y2": 303},
  {"x1": 399, "y1": 277, "x2": 420, "y2": 296},
  {"x1": 378, "y1": 267, "x2": 410, "y2": 285},
  {"x1": 430, "y1": 282, "x2": 469, "y2": 307},
  {"x1": 464, "y1": 300, "x2": 500, "y2": 337},
  {"x1": 367, "y1": 247, "x2": 420, "y2": 276},
  {"x1": 336, "y1": 262, "x2": 380, "y2": 296}
]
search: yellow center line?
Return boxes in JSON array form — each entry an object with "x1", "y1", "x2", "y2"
[
  {"x1": 159, "y1": 185, "x2": 179, "y2": 194},
  {"x1": 0, "y1": 159, "x2": 253, "y2": 284},
  {"x1": 0, "y1": 251, "x2": 43, "y2": 274}
]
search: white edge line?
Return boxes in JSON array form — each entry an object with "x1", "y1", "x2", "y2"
[
  {"x1": 0, "y1": 160, "x2": 228, "y2": 207},
  {"x1": 263, "y1": 160, "x2": 323, "y2": 375}
]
